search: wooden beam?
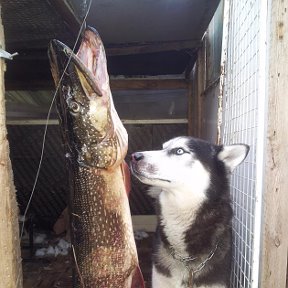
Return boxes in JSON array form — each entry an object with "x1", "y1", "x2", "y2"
[
  {"x1": 110, "y1": 79, "x2": 189, "y2": 90},
  {"x1": 6, "y1": 119, "x2": 188, "y2": 126},
  {"x1": 195, "y1": 42, "x2": 206, "y2": 138},
  {"x1": 0, "y1": 8, "x2": 23, "y2": 287},
  {"x1": 5, "y1": 79, "x2": 189, "y2": 91},
  {"x1": 5, "y1": 80, "x2": 53, "y2": 91},
  {"x1": 48, "y1": 0, "x2": 81, "y2": 35},
  {"x1": 188, "y1": 44, "x2": 206, "y2": 138},
  {"x1": 187, "y1": 81, "x2": 193, "y2": 136},
  {"x1": 184, "y1": 52, "x2": 198, "y2": 79},
  {"x1": 11, "y1": 39, "x2": 201, "y2": 60},
  {"x1": 5, "y1": 102, "x2": 58, "y2": 119},
  {"x1": 106, "y1": 40, "x2": 202, "y2": 56},
  {"x1": 9, "y1": 39, "x2": 200, "y2": 61},
  {"x1": 260, "y1": 0, "x2": 288, "y2": 287}
]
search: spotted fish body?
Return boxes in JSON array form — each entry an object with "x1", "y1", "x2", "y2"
[{"x1": 48, "y1": 28, "x2": 141, "y2": 288}]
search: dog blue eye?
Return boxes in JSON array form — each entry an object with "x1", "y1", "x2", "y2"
[{"x1": 175, "y1": 148, "x2": 185, "y2": 155}]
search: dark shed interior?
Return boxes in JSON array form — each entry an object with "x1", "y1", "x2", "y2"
[{"x1": 1, "y1": 0, "x2": 221, "y2": 286}]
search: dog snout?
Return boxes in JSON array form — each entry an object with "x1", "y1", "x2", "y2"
[{"x1": 131, "y1": 152, "x2": 144, "y2": 162}]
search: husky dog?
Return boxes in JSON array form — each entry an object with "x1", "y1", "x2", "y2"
[{"x1": 130, "y1": 136, "x2": 249, "y2": 288}]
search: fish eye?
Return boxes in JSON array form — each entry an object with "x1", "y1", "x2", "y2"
[
  {"x1": 70, "y1": 101, "x2": 81, "y2": 113},
  {"x1": 175, "y1": 148, "x2": 185, "y2": 155}
]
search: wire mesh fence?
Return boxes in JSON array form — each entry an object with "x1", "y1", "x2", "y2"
[{"x1": 221, "y1": 0, "x2": 266, "y2": 287}]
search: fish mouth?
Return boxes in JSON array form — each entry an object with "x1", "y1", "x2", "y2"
[{"x1": 48, "y1": 27, "x2": 106, "y2": 96}]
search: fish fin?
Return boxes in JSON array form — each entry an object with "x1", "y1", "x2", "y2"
[{"x1": 131, "y1": 265, "x2": 146, "y2": 288}]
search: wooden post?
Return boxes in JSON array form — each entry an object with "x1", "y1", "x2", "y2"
[
  {"x1": 0, "y1": 6, "x2": 23, "y2": 288},
  {"x1": 188, "y1": 44, "x2": 206, "y2": 138},
  {"x1": 260, "y1": 0, "x2": 288, "y2": 287},
  {"x1": 196, "y1": 43, "x2": 206, "y2": 138},
  {"x1": 187, "y1": 81, "x2": 193, "y2": 136}
]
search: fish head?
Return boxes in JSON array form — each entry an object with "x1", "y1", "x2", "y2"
[{"x1": 48, "y1": 28, "x2": 128, "y2": 169}]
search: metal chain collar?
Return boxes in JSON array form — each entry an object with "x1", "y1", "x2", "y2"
[
  {"x1": 193, "y1": 242, "x2": 219, "y2": 273},
  {"x1": 169, "y1": 241, "x2": 220, "y2": 287}
]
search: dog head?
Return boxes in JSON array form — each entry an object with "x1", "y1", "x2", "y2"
[{"x1": 130, "y1": 136, "x2": 249, "y2": 200}]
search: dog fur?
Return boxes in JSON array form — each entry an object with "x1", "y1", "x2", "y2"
[{"x1": 130, "y1": 136, "x2": 249, "y2": 288}]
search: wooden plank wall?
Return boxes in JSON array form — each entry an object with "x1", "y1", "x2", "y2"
[
  {"x1": 260, "y1": 0, "x2": 288, "y2": 287},
  {"x1": 189, "y1": 46, "x2": 206, "y2": 138},
  {"x1": 0, "y1": 5, "x2": 23, "y2": 287},
  {"x1": 189, "y1": 1, "x2": 224, "y2": 142}
]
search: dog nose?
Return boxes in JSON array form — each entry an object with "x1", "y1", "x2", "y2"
[{"x1": 131, "y1": 152, "x2": 144, "y2": 162}]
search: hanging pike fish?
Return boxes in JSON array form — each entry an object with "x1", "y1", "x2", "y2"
[{"x1": 48, "y1": 27, "x2": 144, "y2": 288}]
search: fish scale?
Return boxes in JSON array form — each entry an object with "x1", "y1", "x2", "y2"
[
  {"x1": 48, "y1": 27, "x2": 144, "y2": 287},
  {"x1": 71, "y1": 168, "x2": 136, "y2": 287}
]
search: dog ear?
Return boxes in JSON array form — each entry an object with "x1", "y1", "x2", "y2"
[{"x1": 217, "y1": 144, "x2": 249, "y2": 172}]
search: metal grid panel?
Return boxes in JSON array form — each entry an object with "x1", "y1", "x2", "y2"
[
  {"x1": 1, "y1": 0, "x2": 72, "y2": 48},
  {"x1": 221, "y1": 0, "x2": 264, "y2": 287},
  {"x1": 7, "y1": 123, "x2": 187, "y2": 228},
  {"x1": 7, "y1": 125, "x2": 68, "y2": 228}
]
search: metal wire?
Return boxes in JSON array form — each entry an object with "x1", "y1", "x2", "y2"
[{"x1": 20, "y1": 0, "x2": 93, "y2": 239}]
